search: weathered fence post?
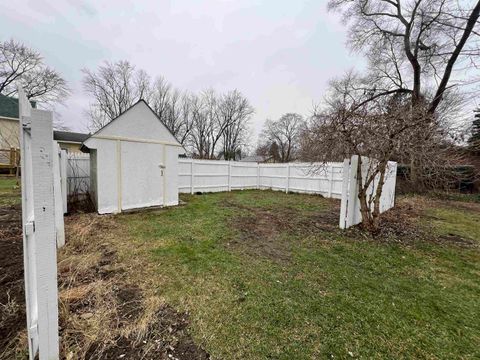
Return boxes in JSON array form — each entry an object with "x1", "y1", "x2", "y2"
[
  {"x1": 52, "y1": 142, "x2": 65, "y2": 248},
  {"x1": 59, "y1": 150, "x2": 67, "y2": 214},
  {"x1": 31, "y1": 110, "x2": 60, "y2": 360},
  {"x1": 257, "y1": 163, "x2": 260, "y2": 189},
  {"x1": 18, "y1": 85, "x2": 60, "y2": 360},
  {"x1": 339, "y1": 159, "x2": 350, "y2": 229},
  {"x1": 345, "y1": 155, "x2": 359, "y2": 228}
]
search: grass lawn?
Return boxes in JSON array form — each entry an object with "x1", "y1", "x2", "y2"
[
  {"x1": 0, "y1": 177, "x2": 20, "y2": 206},
  {"x1": 117, "y1": 190, "x2": 480, "y2": 359},
  {"x1": 1, "y1": 175, "x2": 479, "y2": 359}
]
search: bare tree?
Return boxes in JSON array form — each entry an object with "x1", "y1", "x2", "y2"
[
  {"x1": 188, "y1": 92, "x2": 213, "y2": 158},
  {"x1": 302, "y1": 72, "x2": 457, "y2": 232},
  {"x1": 187, "y1": 89, "x2": 254, "y2": 159},
  {"x1": 219, "y1": 90, "x2": 254, "y2": 160},
  {"x1": 258, "y1": 113, "x2": 305, "y2": 162},
  {"x1": 82, "y1": 60, "x2": 152, "y2": 131},
  {"x1": 256, "y1": 142, "x2": 280, "y2": 162},
  {"x1": 82, "y1": 61, "x2": 254, "y2": 154},
  {"x1": 0, "y1": 39, "x2": 69, "y2": 180},
  {"x1": 328, "y1": 0, "x2": 480, "y2": 113},
  {"x1": 0, "y1": 39, "x2": 70, "y2": 104}
]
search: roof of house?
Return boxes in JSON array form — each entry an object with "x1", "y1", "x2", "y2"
[
  {"x1": 53, "y1": 130, "x2": 89, "y2": 143},
  {"x1": 0, "y1": 94, "x2": 36, "y2": 119},
  {"x1": 239, "y1": 155, "x2": 272, "y2": 163}
]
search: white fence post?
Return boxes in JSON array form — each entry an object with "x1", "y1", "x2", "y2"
[
  {"x1": 52, "y1": 142, "x2": 65, "y2": 248},
  {"x1": 19, "y1": 86, "x2": 60, "y2": 360},
  {"x1": 339, "y1": 159, "x2": 350, "y2": 229},
  {"x1": 345, "y1": 155, "x2": 359, "y2": 228},
  {"x1": 31, "y1": 109, "x2": 60, "y2": 360},
  {"x1": 228, "y1": 161, "x2": 231, "y2": 191},
  {"x1": 285, "y1": 163, "x2": 290, "y2": 193},
  {"x1": 190, "y1": 160, "x2": 194, "y2": 194},
  {"x1": 60, "y1": 150, "x2": 67, "y2": 214},
  {"x1": 19, "y1": 88, "x2": 37, "y2": 359},
  {"x1": 257, "y1": 163, "x2": 260, "y2": 189}
]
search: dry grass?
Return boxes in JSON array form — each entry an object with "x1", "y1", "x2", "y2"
[
  {"x1": 56, "y1": 213, "x2": 208, "y2": 359},
  {"x1": 58, "y1": 214, "x2": 151, "y2": 358}
]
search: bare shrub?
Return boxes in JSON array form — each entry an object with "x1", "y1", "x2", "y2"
[{"x1": 302, "y1": 72, "x2": 451, "y2": 232}]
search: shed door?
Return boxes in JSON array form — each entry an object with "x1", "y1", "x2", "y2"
[{"x1": 121, "y1": 141, "x2": 164, "y2": 210}]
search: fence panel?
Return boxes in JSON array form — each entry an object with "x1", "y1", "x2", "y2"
[
  {"x1": 259, "y1": 164, "x2": 289, "y2": 191},
  {"x1": 179, "y1": 159, "x2": 345, "y2": 199},
  {"x1": 339, "y1": 156, "x2": 397, "y2": 228},
  {"x1": 230, "y1": 162, "x2": 258, "y2": 190},
  {"x1": 67, "y1": 153, "x2": 90, "y2": 196}
]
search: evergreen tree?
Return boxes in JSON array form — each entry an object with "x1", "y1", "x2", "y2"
[{"x1": 469, "y1": 108, "x2": 480, "y2": 153}]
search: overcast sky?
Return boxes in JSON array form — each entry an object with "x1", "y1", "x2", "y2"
[{"x1": 0, "y1": 0, "x2": 362, "y2": 141}]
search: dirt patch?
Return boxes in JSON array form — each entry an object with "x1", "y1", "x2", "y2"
[
  {"x1": 436, "y1": 233, "x2": 477, "y2": 247},
  {"x1": 0, "y1": 204, "x2": 25, "y2": 358},
  {"x1": 115, "y1": 284, "x2": 143, "y2": 323},
  {"x1": 86, "y1": 305, "x2": 210, "y2": 360},
  {"x1": 347, "y1": 198, "x2": 478, "y2": 247},
  {"x1": 224, "y1": 200, "x2": 339, "y2": 262}
]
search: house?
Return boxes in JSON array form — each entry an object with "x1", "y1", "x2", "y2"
[
  {"x1": 53, "y1": 131, "x2": 89, "y2": 153},
  {"x1": 239, "y1": 154, "x2": 274, "y2": 163},
  {"x1": 81, "y1": 100, "x2": 184, "y2": 214},
  {"x1": 0, "y1": 94, "x2": 36, "y2": 150},
  {"x1": 0, "y1": 94, "x2": 88, "y2": 154}
]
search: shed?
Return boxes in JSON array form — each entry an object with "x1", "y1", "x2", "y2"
[{"x1": 82, "y1": 100, "x2": 184, "y2": 214}]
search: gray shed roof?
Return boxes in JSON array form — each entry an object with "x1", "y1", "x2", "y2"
[{"x1": 53, "y1": 130, "x2": 89, "y2": 143}]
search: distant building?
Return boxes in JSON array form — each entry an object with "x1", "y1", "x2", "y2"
[
  {"x1": 0, "y1": 94, "x2": 36, "y2": 150},
  {"x1": 239, "y1": 155, "x2": 274, "y2": 163},
  {"x1": 53, "y1": 131, "x2": 89, "y2": 153},
  {"x1": 0, "y1": 94, "x2": 88, "y2": 153}
]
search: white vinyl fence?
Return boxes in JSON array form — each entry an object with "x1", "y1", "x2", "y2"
[
  {"x1": 66, "y1": 153, "x2": 90, "y2": 196},
  {"x1": 339, "y1": 156, "x2": 397, "y2": 229},
  {"x1": 18, "y1": 86, "x2": 61, "y2": 360},
  {"x1": 64, "y1": 156, "x2": 397, "y2": 228},
  {"x1": 179, "y1": 159, "x2": 344, "y2": 198}
]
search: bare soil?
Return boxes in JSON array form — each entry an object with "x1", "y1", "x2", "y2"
[
  {"x1": 0, "y1": 204, "x2": 25, "y2": 358},
  {"x1": 58, "y1": 214, "x2": 210, "y2": 360},
  {"x1": 85, "y1": 305, "x2": 210, "y2": 360},
  {"x1": 349, "y1": 198, "x2": 478, "y2": 247},
  {"x1": 224, "y1": 199, "x2": 340, "y2": 262}
]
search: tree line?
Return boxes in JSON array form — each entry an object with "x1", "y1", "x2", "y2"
[
  {"x1": 82, "y1": 61, "x2": 256, "y2": 160},
  {"x1": 0, "y1": 38, "x2": 309, "y2": 162}
]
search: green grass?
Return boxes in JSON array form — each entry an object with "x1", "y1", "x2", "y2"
[
  {"x1": 119, "y1": 190, "x2": 480, "y2": 359},
  {"x1": 0, "y1": 177, "x2": 20, "y2": 206},
  {"x1": 426, "y1": 206, "x2": 480, "y2": 242}
]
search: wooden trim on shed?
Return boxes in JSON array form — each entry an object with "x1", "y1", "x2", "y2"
[{"x1": 91, "y1": 134, "x2": 183, "y2": 147}]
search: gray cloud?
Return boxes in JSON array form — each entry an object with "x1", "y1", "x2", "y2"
[{"x1": 0, "y1": 0, "x2": 361, "y2": 139}]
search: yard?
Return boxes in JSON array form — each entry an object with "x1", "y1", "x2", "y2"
[{"x1": 1, "y1": 178, "x2": 479, "y2": 359}]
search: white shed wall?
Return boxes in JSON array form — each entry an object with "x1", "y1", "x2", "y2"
[
  {"x1": 83, "y1": 101, "x2": 183, "y2": 214},
  {"x1": 88, "y1": 138, "x2": 119, "y2": 214}
]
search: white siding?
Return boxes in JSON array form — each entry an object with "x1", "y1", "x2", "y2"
[{"x1": 83, "y1": 101, "x2": 183, "y2": 214}]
